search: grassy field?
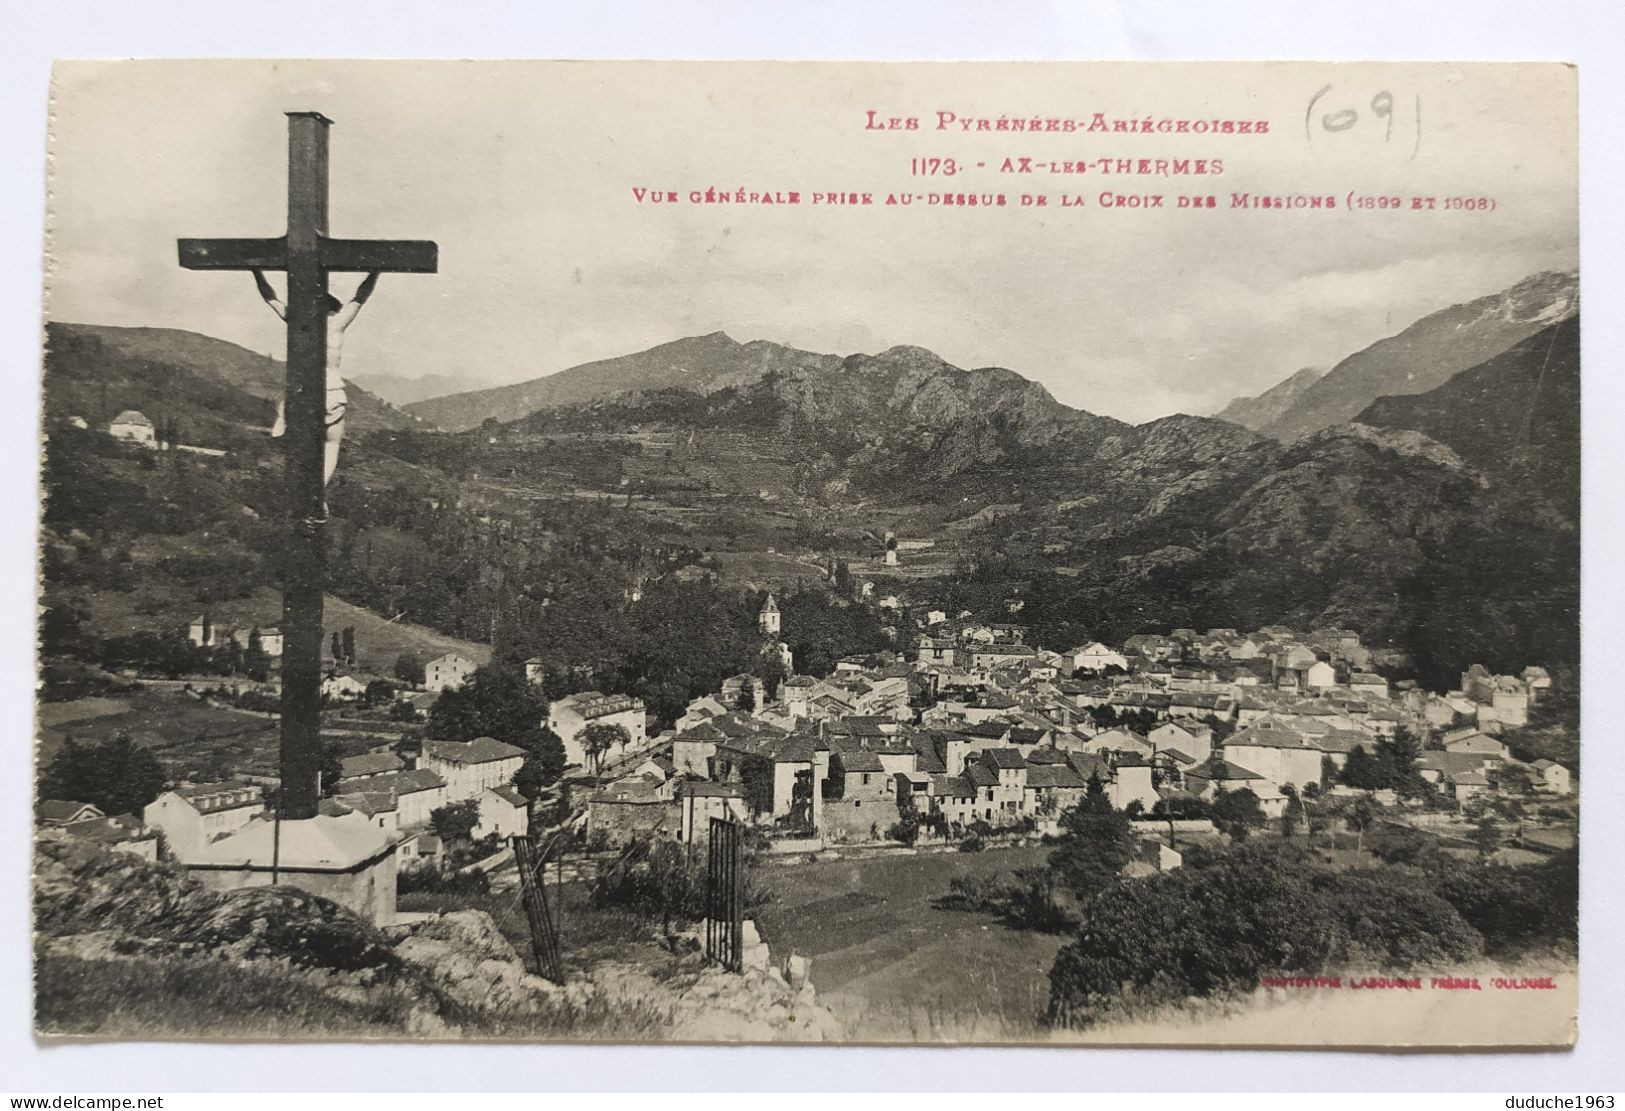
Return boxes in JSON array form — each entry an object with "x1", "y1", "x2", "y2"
[
  {"x1": 37, "y1": 687, "x2": 382, "y2": 781},
  {"x1": 81, "y1": 585, "x2": 490, "y2": 676},
  {"x1": 747, "y1": 846, "x2": 1580, "y2": 1046},
  {"x1": 754, "y1": 846, "x2": 1067, "y2": 1042}
]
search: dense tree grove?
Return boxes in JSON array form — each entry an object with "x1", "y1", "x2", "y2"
[
  {"x1": 1047, "y1": 841, "x2": 1481, "y2": 1027},
  {"x1": 41, "y1": 733, "x2": 166, "y2": 817},
  {"x1": 1046, "y1": 774, "x2": 1136, "y2": 903},
  {"x1": 1046, "y1": 840, "x2": 1577, "y2": 1027},
  {"x1": 1333, "y1": 728, "x2": 1427, "y2": 796},
  {"x1": 425, "y1": 665, "x2": 566, "y2": 798}
]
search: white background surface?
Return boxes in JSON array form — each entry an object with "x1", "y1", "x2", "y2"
[{"x1": 3, "y1": 0, "x2": 1621, "y2": 1092}]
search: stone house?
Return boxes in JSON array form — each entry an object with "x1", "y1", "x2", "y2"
[
  {"x1": 420, "y1": 737, "x2": 525, "y2": 802},
  {"x1": 473, "y1": 785, "x2": 530, "y2": 840},
  {"x1": 1530, "y1": 759, "x2": 1572, "y2": 795},
  {"x1": 143, "y1": 781, "x2": 263, "y2": 857},
  {"x1": 1223, "y1": 721, "x2": 1324, "y2": 791},
  {"x1": 677, "y1": 781, "x2": 749, "y2": 844},
  {"x1": 109, "y1": 409, "x2": 156, "y2": 446},
  {"x1": 927, "y1": 774, "x2": 978, "y2": 827},
  {"x1": 424, "y1": 652, "x2": 477, "y2": 692},
  {"x1": 366, "y1": 768, "x2": 448, "y2": 829},
  {"x1": 548, "y1": 691, "x2": 649, "y2": 769}
]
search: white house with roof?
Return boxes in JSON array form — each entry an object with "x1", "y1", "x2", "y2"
[
  {"x1": 339, "y1": 751, "x2": 406, "y2": 783},
  {"x1": 1150, "y1": 719, "x2": 1214, "y2": 764},
  {"x1": 37, "y1": 799, "x2": 105, "y2": 827},
  {"x1": 1185, "y1": 755, "x2": 1266, "y2": 800},
  {"x1": 1530, "y1": 759, "x2": 1572, "y2": 795},
  {"x1": 1442, "y1": 729, "x2": 1511, "y2": 761},
  {"x1": 185, "y1": 809, "x2": 400, "y2": 923},
  {"x1": 109, "y1": 409, "x2": 156, "y2": 446},
  {"x1": 548, "y1": 691, "x2": 648, "y2": 768},
  {"x1": 1349, "y1": 672, "x2": 1390, "y2": 700},
  {"x1": 473, "y1": 785, "x2": 531, "y2": 839},
  {"x1": 1305, "y1": 660, "x2": 1337, "y2": 689},
  {"x1": 321, "y1": 672, "x2": 367, "y2": 700},
  {"x1": 1482, "y1": 680, "x2": 1531, "y2": 728},
  {"x1": 368, "y1": 768, "x2": 448, "y2": 829},
  {"x1": 1068, "y1": 642, "x2": 1129, "y2": 673},
  {"x1": 678, "y1": 781, "x2": 749, "y2": 844},
  {"x1": 187, "y1": 615, "x2": 225, "y2": 648},
  {"x1": 1222, "y1": 721, "x2": 1323, "y2": 791},
  {"x1": 424, "y1": 652, "x2": 477, "y2": 692},
  {"x1": 58, "y1": 813, "x2": 160, "y2": 861},
  {"x1": 143, "y1": 782, "x2": 264, "y2": 857},
  {"x1": 420, "y1": 737, "x2": 525, "y2": 801},
  {"x1": 229, "y1": 624, "x2": 285, "y2": 658},
  {"x1": 1521, "y1": 667, "x2": 1553, "y2": 703}
]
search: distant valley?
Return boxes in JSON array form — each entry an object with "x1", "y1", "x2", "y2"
[{"x1": 40, "y1": 270, "x2": 1581, "y2": 701}]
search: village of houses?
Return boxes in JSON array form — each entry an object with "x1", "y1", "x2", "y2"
[{"x1": 36, "y1": 579, "x2": 1576, "y2": 929}]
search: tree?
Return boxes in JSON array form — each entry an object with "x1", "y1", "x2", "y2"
[
  {"x1": 426, "y1": 664, "x2": 547, "y2": 745},
  {"x1": 243, "y1": 627, "x2": 270, "y2": 682},
  {"x1": 1047, "y1": 781, "x2": 1134, "y2": 903},
  {"x1": 341, "y1": 626, "x2": 357, "y2": 664},
  {"x1": 363, "y1": 678, "x2": 397, "y2": 706},
  {"x1": 1047, "y1": 841, "x2": 1483, "y2": 1028},
  {"x1": 331, "y1": 631, "x2": 343, "y2": 662},
  {"x1": 1341, "y1": 746, "x2": 1386, "y2": 791},
  {"x1": 1378, "y1": 726, "x2": 1424, "y2": 797},
  {"x1": 1281, "y1": 784, "x2": 1305, "y2": 840},
  {"x1": 1319, "y1": 754, "x2": 1339, "y2": 787},
  {"x1": 394, "y1": 651, "x2": 427, "y2": 687},
  {"x1": 889, "y1": 792, "x2": 921, "y2": 845},
  {"x1": 739, "y1": 754, "x2": 776, "y2": 816},
  {"x1": 40, "y1": 732, "x2": 166, "y2": 817},
  {"x1": 320, "y1": 741, "x2": 344, "y2": 797},
  {"x1": 512, "y1": 723, "x2": 568, "y2": 802},
  {"x1": 580, "y1": 721, "x2": 630, "y2": 785},
  {"x1": 1475, "y1": 814, "x2": 1500, "y2": 859},
  {"x1": 1211, "y1": 787, "x2": 1266, "y2": 841},
  {"x1": 1347, "y1": 796, "x2": 1376, "y2": 857},
  {"x1": 430, "y1": 799, "x2": 481, "y2": 845}
]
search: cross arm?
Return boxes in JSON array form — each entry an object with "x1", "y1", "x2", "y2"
[
  {"x1": 177, "y1": 236, "x2": 289, "y2": 271},
  {"x1": 320, "y1": 238, "x2": 438, "y2": 274}
]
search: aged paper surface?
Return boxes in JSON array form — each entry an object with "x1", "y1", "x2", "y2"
[{"x1": 36, "y1": 60, "x2": 1578, "y2": 1047}]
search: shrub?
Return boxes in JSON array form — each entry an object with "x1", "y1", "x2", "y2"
[
  {"x1": 1048, "y1": 841, "x2": 1485, "y2": 1027},
  {"x1": 397, "y1": 866, "x2": 492, "y2": 897},
  {"x1": 1430, "y1": 848, "x2": 1577, "y2": 954},
  {"x1": 591, "y1": 840, "x2": 769, "y2": 925}
]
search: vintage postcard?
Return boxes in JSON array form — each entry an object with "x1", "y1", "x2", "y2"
[{"x1": 35, "y1": 60, "x2": 1578, "y2": 1047}]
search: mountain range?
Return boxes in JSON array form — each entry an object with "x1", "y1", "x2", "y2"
[
  {"x1": 39, "y1": 269, "x2": 1581, "y2": 690},
  {"x1": 1355, "y1": 315, "x2": 1579, "y2": 519},
  {"x1": 1222, "y1": 270, "x2": 1578, "y2": 441},
  {"x1": 349, "y1": 371, "x2": 502, "y2": 407},
  {"x1": 405, "y1": 270, "x2": 1578, "y2": 453},
  {"x1": 404, "y1": 332, "x2": 839, "y2": 432},
  {"x1": 43, "y1": 323, "x2": 415, "y2": 444},
  {"x1": 1213, "y1": 366, "x2": 1325, "y2": 430}
]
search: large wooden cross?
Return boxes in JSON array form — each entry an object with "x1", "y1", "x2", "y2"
[{"x1": 179, "y1": 112, "x2": 437, "y2": 821}]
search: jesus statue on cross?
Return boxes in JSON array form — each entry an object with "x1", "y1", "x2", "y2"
[{"x1": 254, "y1": 266, "x2": 379, "y2": 488}]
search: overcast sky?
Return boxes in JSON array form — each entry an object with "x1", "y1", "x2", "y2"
[{"x1": 45, "y1": 60, "x2": 1577, "y2": 423}]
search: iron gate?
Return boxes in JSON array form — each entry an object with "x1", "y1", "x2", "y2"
[
  {"x1": 512, "y1": 834, "x2": 565, "y2": 983},
  {"x1": 705, "y1": 817, "x2": 744, "y2": 972}
]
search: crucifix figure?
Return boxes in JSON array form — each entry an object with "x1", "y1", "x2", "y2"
[
  {"x1": 256, "y1": 266, "x2": 378, "y2": 488},
  {"x1": 179, "y1": 111, "x2": 436, "y2": 820}
]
